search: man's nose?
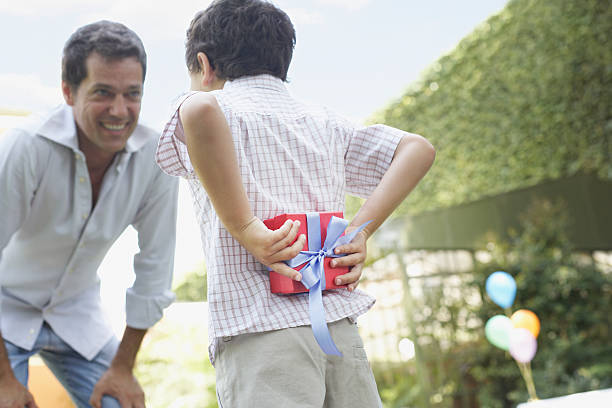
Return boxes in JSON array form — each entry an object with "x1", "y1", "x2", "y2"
[{"x1": 109, "y1": 95, "x2": 128, "y2": 117}]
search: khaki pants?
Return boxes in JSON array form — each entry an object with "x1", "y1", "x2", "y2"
[{"x1": 215, "y1": 318, "x2": 382, "y2": 408}]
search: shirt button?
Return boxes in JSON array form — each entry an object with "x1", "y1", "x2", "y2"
[
  {"x1": 68, "y1": 267, "x2": 74, "y2": 273},
  {"x1": 79, "y1": 177, "x2": 85, "y2": 183},
  {"x1": 75, "y1": 153, "x2": 81, "y2": 160},
  {"x1": 82, "y1": 213, "x2": 88, "y2": 220},
  {"x1": 29, "y1": 328, "x2": 35, "y2": 335}
]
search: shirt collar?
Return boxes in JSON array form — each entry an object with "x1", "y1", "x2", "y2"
[
  {"x1": 222, "y1": 74, "x2": 288, "y2": 93},
  {"x1": 37, "y1": 104, "x2": 79, "y2": 150},
  {"x1": 124, "y1": 124, "x2": 150, "y2": 153},
  {"x1": 36, "y1": 104, "x2": 150, "y2": 153}
]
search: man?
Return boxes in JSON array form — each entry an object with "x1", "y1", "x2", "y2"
[{"x1": 0, "y1": 21, "x2": 178, "y2": 408}]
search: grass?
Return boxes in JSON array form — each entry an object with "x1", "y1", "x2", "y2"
[{"x1": 135, "y1": 302, "x2": 217, "y2": 408}]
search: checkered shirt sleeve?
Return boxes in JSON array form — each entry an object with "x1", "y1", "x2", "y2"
[
  {"x1": 342, "y1": 122, "x2": 406, "y2": 197},
  {"x1": 155, "y1": 92, "x2": 198, "y2": 179}
]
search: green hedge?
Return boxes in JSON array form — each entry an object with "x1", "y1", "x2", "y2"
[
  {"x1": 371, "y1": 0, "x2": 611, "y2": 215},
  {"x1": 173, "y1": 263, "x2": 207, "y2": 302}
]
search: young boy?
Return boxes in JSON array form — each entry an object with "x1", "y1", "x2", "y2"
[{"x1": 156, "y1": 0, "x2": 435, "y2": 406}]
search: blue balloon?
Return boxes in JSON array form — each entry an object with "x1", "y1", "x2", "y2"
[{"x1": 486, "y1": 271, "x2": 516, "y2": 309}]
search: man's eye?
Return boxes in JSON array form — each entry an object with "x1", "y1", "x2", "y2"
[
  {"x1": 94, "y1": 89, "x2": 110, "y2": 96},
  {"x1": 128, "y1": 91, "x2": 142, "y2": 99}
]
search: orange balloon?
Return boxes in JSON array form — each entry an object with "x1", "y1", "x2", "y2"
[{"x1": 511, "y1": 309, "x2": 540, "y2": 338}]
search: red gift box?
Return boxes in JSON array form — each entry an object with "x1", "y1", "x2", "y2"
[{"x1": 263, "y1": 212, "x2": 348, "y2": 294}]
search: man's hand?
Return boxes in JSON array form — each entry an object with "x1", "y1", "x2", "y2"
[
  {"x1": 0, "y1": 375, "x2": 38, "y2": 408},
  {"x1": 236, "y1": 218, "x2": 306, "y2": 280},
  {"x1": 90, "y1": 365, "x2": 144, "y2": 408},
  {"x1": 330, "y1": 228, "x2": 368, "y2": 291}
]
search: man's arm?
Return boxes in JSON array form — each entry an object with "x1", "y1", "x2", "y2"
[
  {"x1": 179, "y1": 92, "x2": 305, "y2": 279},
  {"x1": 89, "y1": 327, "x2": 146, "y2": 408},
  {"x1": 91, "y1": 150, "x2": 180, "y2": 407},
  {"x1": 0, "y1": 333, "x2": 38, "y2": 408},
  {"x1": 0, "y1": 132, "x2": 41, "y2": 408},
  {"x1": 331, "y1": 133, "x2": 436, "y2": 289}
]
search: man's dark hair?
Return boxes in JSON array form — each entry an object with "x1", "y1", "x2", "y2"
[
  {"x1": 185, "y1": 0, "x2": 296, "y2": 81},
  {"x1": 62, "y1": 20, "x2": 147, "y2": 90}
]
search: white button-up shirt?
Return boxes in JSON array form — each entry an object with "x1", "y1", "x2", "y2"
[
  {"x1": 0, "y1": 104, "x2": 178, "y2": 360},
  {"x1": 157, "y1": 75, "x2": 407, "y2": 364}
]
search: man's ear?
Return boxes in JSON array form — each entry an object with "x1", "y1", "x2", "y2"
[
  {"x1": 62, "y1": 81, "x2": 75, "y2": 106},
  {"x1": 197, "y1": 52, "x2": 216, "y2": 86}
]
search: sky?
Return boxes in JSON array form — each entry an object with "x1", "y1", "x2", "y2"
[
  {"x1": 1, "y1": 0, "x2": 509, "y2": 125},
  {"x1": 0, "y1": 0, "x2": 509, "y2": 334}
]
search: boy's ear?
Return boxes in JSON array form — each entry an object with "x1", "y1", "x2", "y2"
[{"x1": 197, "y1": 52, "x2": 216, "y2": 86}]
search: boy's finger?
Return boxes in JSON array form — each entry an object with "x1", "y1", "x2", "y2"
[
  {"x1": 335, "y1": 240, "x2": 367, "y2": 255},
  {"x1": 334, "y1": 243, "x2": 358, "y2": 255},
  {"x1": 269, "y1": 262, "x2": 302, "y2": 281},
  {"x1": 334, "y1": 231, "x2": 367, "y2": 255},
  {"x1": 347, "y1": 280, "x2": 360, "y2": 291},
  {"x1": 334, "y1": 264, "x2": 363, "y2": 286},
  {"x1": 270, "y1": 220, "x2": 300, "y2": 252},
  {"x1": 330, "y1": 253, "x2": 365, "y2": 268},
  {"x1": 269, "y1": 234, "x2": 306, "y2": 263},
  {"x1": 270, "y1": 219, "x2": 293, "y2": 240}
]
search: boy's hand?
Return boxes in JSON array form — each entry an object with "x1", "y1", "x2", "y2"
[
  {"x1": 237, "y1": 218, "x2": 306, "y2": 281},
  {"x1": 330, "y1": 228, "x2": 368, "y2": 291}
]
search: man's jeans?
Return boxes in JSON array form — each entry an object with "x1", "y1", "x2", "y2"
[{"x1": 4, "y1": 322, "x2": 121, "y2": 408}]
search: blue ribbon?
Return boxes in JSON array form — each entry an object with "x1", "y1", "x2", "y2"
[{"x1": 286, "y1": 213, "x2": 371, "y2": 356}]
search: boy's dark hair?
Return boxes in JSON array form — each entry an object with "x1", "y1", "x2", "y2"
[
  {"x1": 62, "y1": 20, "x2": 147, "y2": 90},
  {"x1": 185, "y1": 0, "x2": 296, "y2": 81}
]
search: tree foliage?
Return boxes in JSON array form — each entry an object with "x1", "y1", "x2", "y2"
[
  {"x1": 375, "y1": 199, "x2": 612, "y2": 407},
  {"x1": 370, "y1": 0, "x2": 611, "y2": 216},
  {"x1": 173, "y1": 263, "x2": 207, "y2": 302},
  {"x1": 136, "y1": 304, "x2": 216, "y2": 408}
]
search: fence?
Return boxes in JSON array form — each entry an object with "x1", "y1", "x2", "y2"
[{"x1": 359, "y1": 242, "x2": 612, "y2": 408}]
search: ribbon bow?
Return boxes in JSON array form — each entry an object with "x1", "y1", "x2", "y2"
[{"x1": 286, "y1": 213, "x2": 371, "y2": 356}]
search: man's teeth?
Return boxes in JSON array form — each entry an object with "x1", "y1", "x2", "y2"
[{"x1": 102, "y1": 123, "x2": 127, "y2": 130}]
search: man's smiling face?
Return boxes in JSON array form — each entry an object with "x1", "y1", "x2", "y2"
[{"x1": 62, "y1": 52, "x2": 143, "y2": 159}]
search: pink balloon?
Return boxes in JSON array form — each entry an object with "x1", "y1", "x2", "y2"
[{"x1": 509, "y1": 328, "x2": 537, "y2": 363}]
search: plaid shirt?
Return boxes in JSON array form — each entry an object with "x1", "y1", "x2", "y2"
[{"x1": 156, "y1": 74, "x2": 405, "y2": 364}]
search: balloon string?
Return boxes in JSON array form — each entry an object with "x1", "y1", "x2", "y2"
[
  {"x1": 517, "y1": 362, "x2": 538, "y2": 401},
  {"x1": 504, "y1": 308, "x2": 512, "y2": 318}
]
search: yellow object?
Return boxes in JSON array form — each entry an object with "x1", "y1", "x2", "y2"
[
  {"x1": 511, "y1": 309, "x2": 541, "y2": 338},
  {"x1": 28, "y1": 359, "x2": 75, "y2": 408}
]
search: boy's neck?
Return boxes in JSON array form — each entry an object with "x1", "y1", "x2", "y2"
[{"x1": 190, "y1": 73, "x2": 226, "y2": 92}]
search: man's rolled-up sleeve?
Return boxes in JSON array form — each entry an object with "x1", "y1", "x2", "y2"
[{"x1": 126, "y1": 166, "x2": 179, "y2": 329}]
